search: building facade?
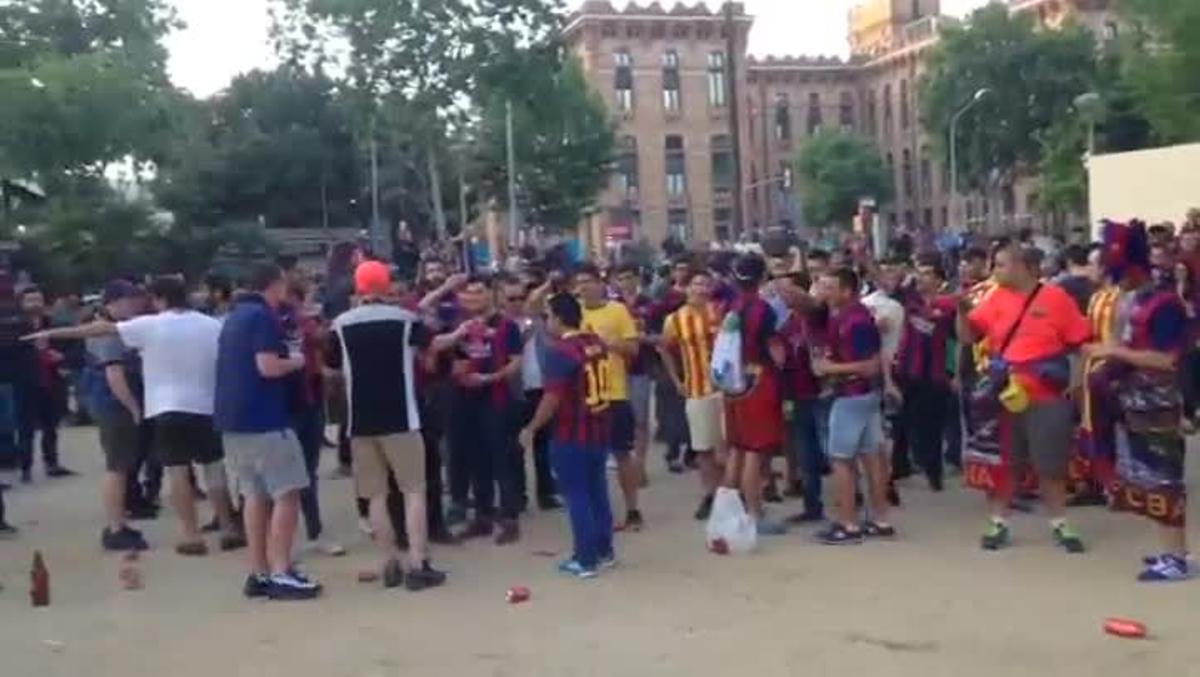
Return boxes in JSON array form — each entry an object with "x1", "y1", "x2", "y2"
[{"x1": 563, "y1": 0, "x2": 1118, "y2": 249}]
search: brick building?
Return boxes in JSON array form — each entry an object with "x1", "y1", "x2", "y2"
[{"x1": 563, "y1": 0, "x2": 1117, "y2": 249}]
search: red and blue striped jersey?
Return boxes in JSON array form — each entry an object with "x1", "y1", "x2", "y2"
[
  {"x1": 544, "y1": 332, "x2": 611, "y2": 448},
  {"x1": 828, "y1": 300, "x2": 881, "y2": 397},
  {"x1": 895, "y1": 294, "x2": 958, "y2": 385}
]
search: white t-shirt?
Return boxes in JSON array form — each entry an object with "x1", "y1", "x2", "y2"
[
  {"x1": 861, "y1": 290, "x2": 905, "y2": 361},
  {"x1": 117, "y1": 310, "x2": 222, "y2": 418}
]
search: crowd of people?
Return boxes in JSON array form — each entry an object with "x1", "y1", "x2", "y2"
[{"x1": 0, "y1": 215, "x2": 1195, "y2": 601}]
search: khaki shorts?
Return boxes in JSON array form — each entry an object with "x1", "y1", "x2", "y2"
[
  {"x1": 685, "y1": 393, "x2": 724, "y2": 452},
  {"x1": 351, "y1": 433, "x2": 426, "y2": 499}
]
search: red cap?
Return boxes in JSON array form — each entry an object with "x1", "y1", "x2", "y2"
[{"x1": 354, "y1": 261, "x2": 392, "y2": 296}]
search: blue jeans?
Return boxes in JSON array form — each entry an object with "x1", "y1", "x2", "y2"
[
  {"x1": 787, "y1": 399, "x2": 825, "y2": 516},
  {"x1": 550, "y1": 441, "x2": 613, "y2": 569}
]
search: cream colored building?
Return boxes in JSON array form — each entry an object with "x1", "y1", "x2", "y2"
[{"x1": 563, "y1": 0, "x2": 1118, "y2": 251}]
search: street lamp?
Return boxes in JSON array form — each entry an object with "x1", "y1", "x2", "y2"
[
  {"x1": 949, "y1": 87, "x2": 990, "y2": 229},
  {"x1": 1073, "y1": 91, "x2": 1104, "y2": 155}
]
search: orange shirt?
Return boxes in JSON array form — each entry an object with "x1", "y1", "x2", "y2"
[
  {"x1": 663, "y1": 302, "x2": 721, "y2": 399},
  {"x1": 968, "y1": 283, "x2": 1091, "y2": 400}
]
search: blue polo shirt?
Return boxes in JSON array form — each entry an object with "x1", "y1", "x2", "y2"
[{"x1": 214, "y1": 294, "x2": 290, "y2": 433}]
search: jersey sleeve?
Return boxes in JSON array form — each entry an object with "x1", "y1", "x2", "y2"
[{"x1": 662, "y1": 312, "x2": 680, "y2": 347}]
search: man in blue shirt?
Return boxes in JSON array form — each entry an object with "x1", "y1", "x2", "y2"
[{"x1": 216, "y1": 263, "x2": 319, "y2": 601}]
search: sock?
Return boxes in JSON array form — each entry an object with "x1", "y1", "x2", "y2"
[
  {"x1": 1049, "y1": 517, "x2": 1067, "y2": 530},
  {"x1": 990, "y1": 516, "x2": 1007, "y2": 527}
]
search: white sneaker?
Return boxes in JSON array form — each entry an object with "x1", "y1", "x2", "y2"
[{"x1": 357, "y1": 518, "x2": 374, "y2": 537}]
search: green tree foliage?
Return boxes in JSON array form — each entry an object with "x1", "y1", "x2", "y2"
[
  {"x1": 793, "y1": 131, "x2": 892, "y2": 229},
  {"x1": 472, "y1": 47, "x2": 615, "y2": 232},
  {"x1": 155, "y1": 67, "x2": 361, "y2": 230},
  {"x1": 919, "y1": 4, "x2": 1097, "y2": 192},
  {"x1": 0, "y1": 0, "x2": 179, "y2": 178},
  {"x1": 1034, "y1": 119, "x2": 1088, "y2": 229},
  {"x1": 1118, "y1": 0, "x2": 1200, "y2": 143}
]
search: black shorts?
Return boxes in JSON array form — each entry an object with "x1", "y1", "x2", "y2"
[
  {"x1": 98, "y1": 414, "x2": 140, "y2": 473},
  {"x1": 609, "y1": 400, "x2": 635, "y2": 457},
  {"x1": 153, "y1": 412, "x2": 223, "y2": 467}
]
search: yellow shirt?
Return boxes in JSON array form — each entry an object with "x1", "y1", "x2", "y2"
[
  {"x1": 663, "y1": 303, "x2": 721, "y2": 399},
  {"x1": 582, "y1": 301, "x2": 638, "y2": 402}
]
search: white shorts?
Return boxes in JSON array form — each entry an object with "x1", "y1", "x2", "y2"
[{"x1": 685, "y1": 394, "x2": 724, "y2": 452}]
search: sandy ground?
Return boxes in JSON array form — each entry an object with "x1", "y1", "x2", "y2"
[{"x1": 1, "y1": 426, "x2": 1198, "y2": 677}]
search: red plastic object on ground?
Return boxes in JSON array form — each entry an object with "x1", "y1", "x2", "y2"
[
  {"x1": 708, "y1": 538, "x2": 730, "y2": 555},
  {"x1": 30, "y1": 551, "x2": 49, "y2": 607},
  {"x1": 506, "y1": 586, "x2": 531, "y2": 604},
  {"x1": 1103, "y1": 618, "x2": 1147, "y2": 639}
]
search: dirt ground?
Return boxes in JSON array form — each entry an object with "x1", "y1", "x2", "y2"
[{"x1": 1, "y1": 426, "x2": 1197, "y2": 677}]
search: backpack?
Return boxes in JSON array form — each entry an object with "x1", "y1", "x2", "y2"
[{"x1": 710, "y1": 309, "x2": 748, "y2": 396}]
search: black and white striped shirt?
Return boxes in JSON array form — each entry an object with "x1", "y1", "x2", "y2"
[{"x1": 329, "y1": 304, "x2": 431, "y2": 437}]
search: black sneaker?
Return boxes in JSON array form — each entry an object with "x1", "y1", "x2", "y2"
[
  {"x1": 458, "y1": 518, "x2": 493, "y2": 540},
  {"x1": 1052, "y1": 523, "x2": 1086, "y2": 554},
  {"x1": 382, "y1": 559, "x2": 405, "y2": 589},
  {"x1": 494, "y1": 519, "x2": 521, "y2": 545},
  {"x1": 817, "y1": 523, "x2": 864, "y2": 545},
  {"x1": 102, "y1": 526, "x2": 149, "y2": 552},
  {"x1": 243, "y1": 574, "x2": 269, "y2": 599},
  {"x1": 666, "y1": 460, "x2": 685, "y2": 474},
  {"x1": 201, "y1": 516, "x2": 221, "y2": 533},
  {"x1": 862, "y1": 521, "x2": 896, "y2": 539},
  {"x1": 623, "y1": 510, "x2": 645, "y2": 532},
  {"x1": 266, "y1": 572, "x2": 321, "y2": 600},
  {"x1": 927, "y1": 475, "x2": 944, "y2": 493},
  {"x1": 537, "y1": 495, "x2": 562, "y2": 511},
  {"x1": 981, "y1": 521, "x2": 1011, "y2": 551},
  {"x1": 0, "y1": 522, "x2": 19, "y2": 539},
  {"x1": 46, "y1": 466, "x2": 78, "y2": 478},
  {"x1": 694, "y1": 495, "x2": 714, "y2": 521},
  {"x1": 405, "y1": 562, "x2": 447, "y2": 591}
]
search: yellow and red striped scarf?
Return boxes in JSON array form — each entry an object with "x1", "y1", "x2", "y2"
[{"x1": 1081, "y1": 285, "x2": 1119, "y2": 433}]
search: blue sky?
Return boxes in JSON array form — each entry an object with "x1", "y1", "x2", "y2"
[{"x1": 165, "y1": 0, "x2": 994, "y2": 96}]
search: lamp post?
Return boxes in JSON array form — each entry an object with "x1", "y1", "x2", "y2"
[
  {"x1": 1073, "y1": 91, "x2": 1104, "y2": 156},
  {"x1": 949, "y1": 87, "x2": 990, "y2": 230}
]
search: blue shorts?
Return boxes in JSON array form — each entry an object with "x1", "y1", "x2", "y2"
[
  {"x1": 608, "y1": 400, "x2": 635, "y2": 457},
  {"x1": 827, "y1": 392, "x2": 884, "y2": 460}
]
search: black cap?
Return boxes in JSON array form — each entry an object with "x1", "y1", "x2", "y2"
[{"x1": 102, "y1": 279, "x2": 138, "y2": 304}]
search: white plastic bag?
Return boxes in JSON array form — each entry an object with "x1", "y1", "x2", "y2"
[
  {"x1": 710, "y1": 312, "x2": 747, "y2": 396},
  {"x1": 705, "y1": 487, "x2": 757, "y2": 554}
]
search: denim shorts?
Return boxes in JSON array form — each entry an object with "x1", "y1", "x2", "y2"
[
  {"x1": 827, "y1": 392, "x2": 884, "y2": 460},
  {"x1": 223, "y1": 429, "x2": 309, "y2": 500}
]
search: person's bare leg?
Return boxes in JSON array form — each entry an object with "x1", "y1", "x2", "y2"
[
  {"x1": 696, "y1": 451, "x2": 720, "y2": 494},
  {"x1": 616, "y1": 455, "x2": 639, "y2": 513},
  {"x1": 242, "y1": 495, "x2": 270, "y2": 575},
  {"x1": 209, "y1": 488, "x2": 238, "y2": 534},
  {"x1": 167, "y1": 466, "x2": 201, "y2": 543},
  {"x1": 740, "y1": 452, "x2": 764, "y2": 518},
  {"x1": 266, "y1": 491, "x2": 301, "y2": 575},
  {"x1": 103, "y1": 471, "x2": 127, "y2": 531},
  {"x1": 1160, "y1": 525, "x2": 1187, "y2": 556},
  {"x1": 368, "y1": 493, "x2": 401, "y2": 569},
  {"x1": 988, "y1": 493, "x2": 1011, "y2": 521},
  {"x1": 862, "y1": 452, "x2": 891, "y2": 524},
  {"x1": 1041, "y1": 479, "x2": 1068, "y2": 520},
  {"x1": 831, "y1": 460, "x2": 857, "y2": 526},
  {"x1": 633, "y1": 425, "x2": 649, "y2": 484},
  {"x1": 403, "y1": 490, "x2": 429, "y2": 570},
  {"x1": 723, "y1": 449, "x2": 743, "y2": 488}
]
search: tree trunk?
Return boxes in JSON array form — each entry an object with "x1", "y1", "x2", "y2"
[{"x1": 427, "y1": 144, "x2": 447, "y2": 241}]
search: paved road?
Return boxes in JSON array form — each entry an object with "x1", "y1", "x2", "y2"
[{"x1": 1, "y1": 427, "x2": 1197, "y2": 677}]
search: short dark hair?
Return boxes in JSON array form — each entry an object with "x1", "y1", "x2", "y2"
[
  {"x1": 825, "y1": 267, "x2": 860, "y2": 293},
  {"x1": 247, "y1": 262, "x2": 283, "y2": 293},
  {"x1": 916, "y1": 258, "x2": 946, "y2": 281},
  {"x1": 1064, "y1": 243, "x2": 1090, "y2": 268},
  {"x1": 150, "y1": 275, "x2": 189, "y2": 309},
  {"x1": 786, "y1": 271, "x2": 812, "y2": 290},
  {"x1": 807, "y1": 248, "x2": 830, "y2": 263},
  {"x1": 615, "y1": 262, "x2": 640, "y2": 278},
  {"x1": 463, "y1": 273, "x2": 493, "y2": 289},
  {"x1": 732, "y1": 253, "x2": 766, "y2": 289},
  {"x1": 547, "y1": 292, "x2": 582, "y2": 329},
  {"x1": 18, "y1": 285, "x2": 42, "y2": 299},
  {"x1": 205, "y1": 273, "x2": 232, "y2": 300}
]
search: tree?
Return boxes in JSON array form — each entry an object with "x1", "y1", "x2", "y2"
[
  {"x1": 1034, "y1": 119, "x2": 1088, "y2": 230},
  {"x1": 1118, "y1": 0, "x2": 1200, "y2": 143},
  {"x1": 793, "y1": 131, "x2": 892, "y2": 229},
  {"x1": 919, "y1": 4, "x2": 1098, "y2": 193},
  {"x1": 155, "y1": 67, "x2": 362, "y2": 230},
  {"x1": 0, "y1": 0, "x2": 180, "y2": 179},
  {"x1": 471, "y1": 47, "x2": 615, "y2": 232}
]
